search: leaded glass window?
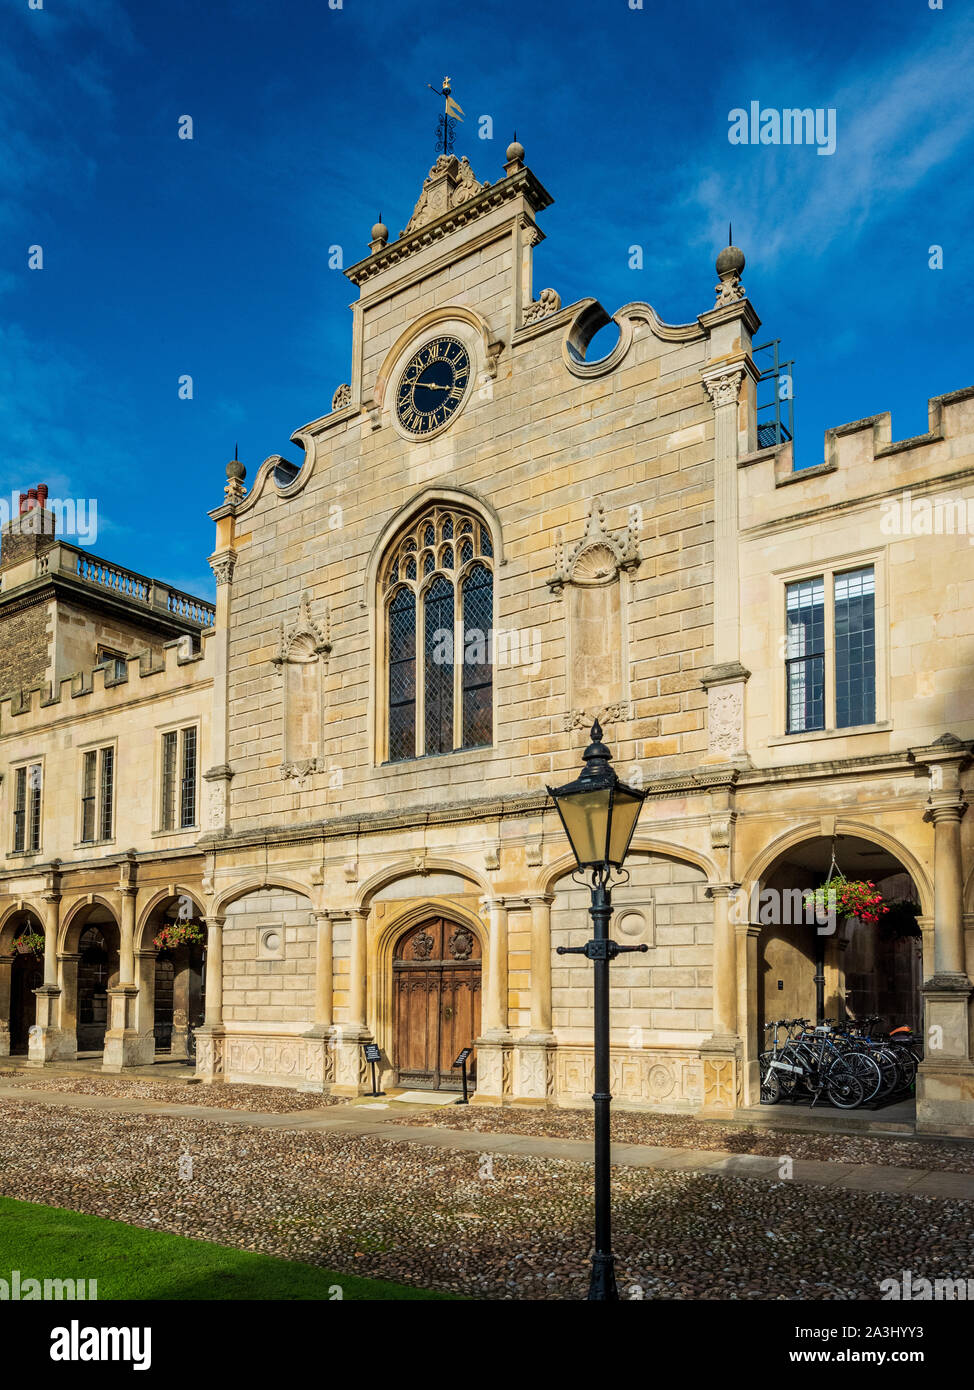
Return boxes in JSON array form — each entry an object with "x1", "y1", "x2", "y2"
[
  {"x1": 784, "y1": 566, "x2": 877, "y2": 734},
  {"x1": 388, "y1": 587, "x2": 417, "y2": 762},
  {"x1": 462, "y1": 563, "x2": 493, "y2": 748},
  {"x1": 834, "y1": 568, "x2": 875, "y2": 728},
  {"x1": 424, "y1": 576, "x2": 454, "y2": 755},
  {"x1": 786, "y1": 577, "x2": 825, "y2": 733},
  {"x1": 381, "y1": 505, "x2": 495, "y2": 761}
]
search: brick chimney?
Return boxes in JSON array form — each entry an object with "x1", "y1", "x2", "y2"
[{"x1": 1, "y1": 481, "x2": 58, "y2": 573}]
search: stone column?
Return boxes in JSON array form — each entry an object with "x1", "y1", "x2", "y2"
[
  {"x1": 202, "y1": 546, "x2": 237, "y2": 834},
  {"x1": 103, "y1": 882, "x2": 141, "y2": 1072},
  {"x1": 700, "y1": 883, "x2": 742, "y2": 1117},
  {"x1": 514, "y1": 894, "x2": 556, "y2": 1106},
  {"x1": 348, "y1": 909, "x2": 367, "y2": 1030},
  {"x1": 0, "y1": 954, "x2": 13, "y2": 1056},
  {"x1": 28, "y1": 889, "x2": 63, "y2": 1065},
  {"x1": 700, "y1": 362, "x2": 753, "y2": 766},
  {"x1": 301, "y1": 909, "x2": 335, "y2": 1094},
  {"x1": 912, "y1": 737, "x2": 974, "y2": 1134},
  {"x1": 170, "y1": 957, "x2": 191, "y2": 1059},
  {"x1": 475, "y1": 897, "x2": 511, "y2": 1105},
  {"x1": 313, "y1": 910, "x2": 334, "y2": 1030},
  {"x1": 332, "y1": 908, "x2": 370, "y2": 1097},
  {"x1": 736, "y1": 921, "x2": 762, "y2": 1108},
  {"x1": 57, "y1": 953, "x2": 80, "y2": 1057},
  {"x1": 195, "y1": 915, "x2": 225, "y2": 1083}
]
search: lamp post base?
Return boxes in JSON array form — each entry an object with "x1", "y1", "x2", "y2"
[{"x1": 588, "y1": 1252, "x2": 619, "y2": 1301}]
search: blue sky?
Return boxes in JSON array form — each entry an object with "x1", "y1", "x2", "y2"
[{"x1": 4, "y1": 0, "x2": 972, "y2": 598}]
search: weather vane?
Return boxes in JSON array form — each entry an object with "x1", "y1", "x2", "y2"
[{"x1": 427, "y1": 75, "x2": 463, "y2": 156}]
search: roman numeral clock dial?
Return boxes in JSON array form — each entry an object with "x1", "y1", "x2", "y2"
[{"x1": 395, "y1": 335, "x2": 470, "y2": 436}]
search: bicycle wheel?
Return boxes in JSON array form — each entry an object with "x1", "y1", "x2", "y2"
[
  {"x1": 826, "y1": 1063, "x2": 866, "y2": 1109},
  {"x1": 759, "y1": 1057, "x2": 780, "y2": 1105},
  {"x1": 843, "y1": 1049, "x2": 883, "y2": 1103},
  {"x1": 891, "y1": 1049, "x2": 917, "y2": 1092},
  {"x1": 871, "y1": 1047, "x2": 902, "y2": 1097}
]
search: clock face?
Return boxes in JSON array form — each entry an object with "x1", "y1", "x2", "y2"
[{"x1": 395, "y1": 336, "x2": 470, "y2": 436}]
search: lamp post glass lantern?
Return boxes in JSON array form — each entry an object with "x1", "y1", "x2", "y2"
[{"x1": 546, "y1": 719, "x2": 648, "y2": 1301}]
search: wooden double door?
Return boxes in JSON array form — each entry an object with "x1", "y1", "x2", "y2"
[{"x1": 393, "y1": 917, "x2": 481, "y2": 1090}]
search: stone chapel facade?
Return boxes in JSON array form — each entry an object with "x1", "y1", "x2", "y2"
[{"x1": 2, "y1": 142, "x2": 973, "y2": 1135}]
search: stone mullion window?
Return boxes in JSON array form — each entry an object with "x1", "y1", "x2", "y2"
[
  {"x1": 160, "y1": 731, "x2": 178, "y2": 830},
  {"x1": 180, "y1": 726, "x2": 198, "y2": 828},
  {"x1": 381, "y1": 504, "x2": 494, "y2": 763},
  {"x1": 783, "y1": 565, "x2": 877, "y2": 735},
  {"x1": 461, "y1": 562, "x2": 493, "y2": 748},
  {"x1": 99, "y1": 746, "x2": 115, "y2": 841},
  {"x1": 388, "y1": 587, "x2": 417, "y2": 762},
  {"x1": 81, "y1": 750, "x2": 98, "y2": 842},
  {"x1": 13, "y1": 766, "x2": 27, "y2": 852}
]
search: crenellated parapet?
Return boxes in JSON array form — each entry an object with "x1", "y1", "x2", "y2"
[
  {"x1": 739, "y1": 384, "x2": 974, "y2": 530},
  {"x1": 0, "y1": 634, "x2": 213, "y2": 734}
]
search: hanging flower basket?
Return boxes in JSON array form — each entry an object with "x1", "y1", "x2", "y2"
[
  {"x1": 803, "y1": 877, "x2": 889, "y2": 925},
  {"x1": 13, "y1": 932, "x2": 45, "y2": 957},
  {"x1": 153, "y1": 920, "x2": 207, "y2": 952}
]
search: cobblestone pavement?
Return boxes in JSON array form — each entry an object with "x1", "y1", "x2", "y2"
[
  {"x1": 0, "y1": 1093, "x2": 971, "y2": 1300},
  {"x1": 0, "y1": 1071, "x2": 342, "y2": 1113},
  {"x1": 385, "y1": 1101, "x2": 974, "y2": 1173}
]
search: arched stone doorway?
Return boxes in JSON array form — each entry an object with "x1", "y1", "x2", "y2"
[
  {"x1": 392, "y1": 917, "x2": 481, "y2": 1090},
  {"x1": 753, "y1": 833, "x2": 923, "y2": 1050},
  {"x1": 0, "y1": 910, "x2": 46, "y2": 1055},
  {"x1": 58, "y1": 902, "x2": 121, "y2": 1056},
  {"x1": 77, "y1": 924, "x2": 118, "y2": 1052},
  {"x1": 138, "y1": 895, "x2": 206, "y2": 1060}
]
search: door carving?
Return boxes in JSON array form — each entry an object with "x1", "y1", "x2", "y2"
[{"x1": 392, "y1": 917, "x2": 481, "y2": 1090}]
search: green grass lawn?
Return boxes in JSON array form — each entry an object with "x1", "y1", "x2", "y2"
[{"x1": 0, "y1": 1197, "x2": 452, "y2": 1300}]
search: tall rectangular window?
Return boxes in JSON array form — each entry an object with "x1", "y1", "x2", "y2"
[
  {"x1": 786, "y1": 577, "x2": 825, "y2": 733},
  {"x1": 28, "y1": 767, "x2": 41, "y2": 851},
  {"x1": 784, "y1": 566, "x2": 877, "y2": 733},
  {"x1": 99, "y1": 746, "x2": 115, "y2": 840},
  {"x1": 180, "y1": 726, "x2": 197, "y2": 828},
  {"x1": 81, "y1": 751, "x2": 98, "y2": 842},
  {"x1": 13, "y1": 766, "x2": 27, "y2": 852},
  {"x1": 80, "y1": 746, "x2": 114, "y2": 843},
  {"x1": 161, "y1": 727, "x2": 197, "y2": 830},
  {"x1": 15, "y1": 763, "x2": 43, "y2": 852},
  {"x1": 834, "y1": 568, "x2": 876, "y2": 728},
  {"x1": 161, "y1": 731, "x2": 178, "y2": 830},
  {"x1": 388, "y1": 588, "x2": 417, "y2": 763}
]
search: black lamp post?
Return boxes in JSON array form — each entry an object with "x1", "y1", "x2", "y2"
[{"x1": 546, "y1": 719, "x2": 648, "y2": 1301}]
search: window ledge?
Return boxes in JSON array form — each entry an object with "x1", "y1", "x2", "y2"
[
  {"x1": 7, "y1": 850, "x2": 42, "y2": 860},
  {"x1": 768, "y1": 721, "x2": 892, "y2": 747},
  {"x1": 151, "y1": 826, "x2": 200, "y2": 838},
  {"x1": 379, "y1": 744, "x2": 494, "y2": 771}
]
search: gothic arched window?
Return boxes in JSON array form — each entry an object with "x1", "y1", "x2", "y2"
[{"x1": 381, "y1": 505, "x2": 494, "y2": 762}]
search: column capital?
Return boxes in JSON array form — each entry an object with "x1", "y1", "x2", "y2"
[
  {"x1": 707, "y1": 881, "x2": 742, "y2": 900},
  {"x1": 701, "y1": 360, "x2": 755, "y2": 410},
  {"x1": 924, "y1": 796, "x2": 968, "y2": 826}
]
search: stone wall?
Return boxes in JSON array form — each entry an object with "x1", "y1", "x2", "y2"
[
  {"x1": 222, "y1": 888, "x2": 316, "y2": 1027},
  {"x1": 0, "y1": 597, "x2": 51, "y2": 697},
  {"x1": 222, "y1": 287, "x2": 714, "y2": 832},
  {"x1": 551, "y1": 851, "x2": 712, "y2": 1046}
]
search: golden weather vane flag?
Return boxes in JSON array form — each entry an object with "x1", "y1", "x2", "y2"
[{"x1": 427, "y1": 76, "x2": 464, "y2": 154}]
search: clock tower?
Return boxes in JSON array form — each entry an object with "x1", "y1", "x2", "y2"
[{"x1": 341, "y1": 143, "x2": 555, "y2": 440}]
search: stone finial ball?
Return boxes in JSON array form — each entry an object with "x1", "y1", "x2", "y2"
[
  {"x1": 371, "y1": 220, "x2": 389, "y2": 242},
  {"x1": 716, "y1": 243, "x2": 746, "y2": 278},
  {"x1": 506, "y1": 139, "x2": 525, "y2": 163},
  {"x1": 226, "y1": 457, "x2": 246, "y2": 481}
]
